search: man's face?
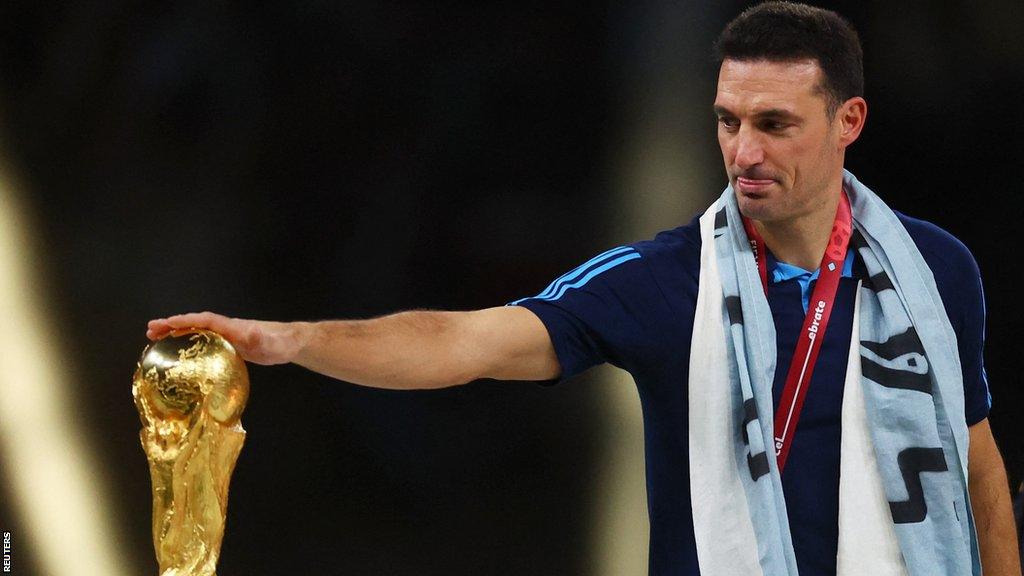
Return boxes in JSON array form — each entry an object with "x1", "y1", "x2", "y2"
[{"x1": 714, "y1": 58, "x2": 844, "y2": 224}]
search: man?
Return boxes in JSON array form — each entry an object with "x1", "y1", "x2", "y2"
[{"x1": 147, "y1": 3, "x2": 1020, "y2": 575}]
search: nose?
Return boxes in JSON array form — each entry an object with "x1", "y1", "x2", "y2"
[{"x1": 733, "y1": 129, "x2": 765, "y2": 170}]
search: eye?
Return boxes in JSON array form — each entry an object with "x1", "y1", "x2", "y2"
[
  {"x1": 718, "y1": 117, "x2": 739, "y2": 131},
  {"x1": 760, "y1": 120, "x2": 789, "y2": 132}
]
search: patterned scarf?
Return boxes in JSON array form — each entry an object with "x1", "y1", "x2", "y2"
[{"x1": 687, "y1": 170, "x2": 979, "y2": 575}]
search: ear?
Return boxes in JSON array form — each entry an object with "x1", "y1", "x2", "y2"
[{"x1": 836, "y1": 96, "x2": 867, "y2": 148}]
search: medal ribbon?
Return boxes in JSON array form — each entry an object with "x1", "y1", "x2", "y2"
[{"x1": 741, "y1": 191, "x2": 852, "y2": 473}]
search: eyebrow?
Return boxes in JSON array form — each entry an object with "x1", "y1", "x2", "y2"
[{"x1": 713, "y1": 105, "x2": 802, "y2": 122}]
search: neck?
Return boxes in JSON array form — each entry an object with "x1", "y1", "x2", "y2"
[{"x1": 753, "y1": 190, "x2": 842, "y2": 271}]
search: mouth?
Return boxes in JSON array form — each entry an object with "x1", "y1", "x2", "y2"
[{"x1": 735, "y1": 176, "x2": 775, "y2": 196}]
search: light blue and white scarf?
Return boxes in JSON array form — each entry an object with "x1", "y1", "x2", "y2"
[{"x1": 688, "y1": 170, "x2": 980, "y2": 575}]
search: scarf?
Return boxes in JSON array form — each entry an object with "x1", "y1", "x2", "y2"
[{"x1": 687, "y1": 170, "x2": 980, "y2": 575}]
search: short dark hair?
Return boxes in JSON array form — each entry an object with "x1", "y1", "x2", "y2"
[{"x1": 714, "y1": 1, "x2": 864, "y2": 117}]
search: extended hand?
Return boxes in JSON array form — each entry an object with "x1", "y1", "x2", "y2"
[{"x1": 146, "y1": 312, "x2": 307, "y2": 366}]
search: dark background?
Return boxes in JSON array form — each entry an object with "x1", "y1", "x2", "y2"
[{"x1": 0, "y1": 1, "x2": 1020, "y2": 574}]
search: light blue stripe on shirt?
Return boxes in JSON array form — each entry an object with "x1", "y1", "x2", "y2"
[
  {"x1": 539, "y1": 252, "x2": 641, "y2": 301},
  {"x1": 534, "y1": 246, "x2": 634, "y2": 300},
  {"x1": 510, "y1": 247, "x2": 641, "y2": 305}
]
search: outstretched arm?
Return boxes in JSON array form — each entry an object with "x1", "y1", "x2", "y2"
[{"x1": 146, "y1": 307, "x2": 560, "y2": 389}]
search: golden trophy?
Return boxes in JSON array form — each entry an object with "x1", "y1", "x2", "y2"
[{"x1": 132, "y1": 329, "x2": 249, "y2": 576}]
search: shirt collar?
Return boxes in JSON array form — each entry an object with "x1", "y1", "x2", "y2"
[{"x1": 767, "y1": 248, "x2": 856, "y2": 284}]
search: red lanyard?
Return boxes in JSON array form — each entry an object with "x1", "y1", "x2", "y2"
[{"x1": 741, "y1": 192, "x2": 852, "y2": 473}]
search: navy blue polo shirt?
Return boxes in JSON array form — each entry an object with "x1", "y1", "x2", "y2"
[{"x1": 510, "y1": 211, "x2": 991, "y2": 576}]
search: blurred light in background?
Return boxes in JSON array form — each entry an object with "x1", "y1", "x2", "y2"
[
  {"x1": 592, "y1": 4, "x2": 719, "y2": 572},
  {"x1": 591, "y1": 368, "x2": 649, "y2": 575},
  {"x1": 0, "y1": 167, "x2": 130, "y2": 576}
]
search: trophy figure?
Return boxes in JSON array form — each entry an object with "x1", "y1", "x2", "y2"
[{"x1": 132, "y1": 329, "x2": 249, "y2": 576}]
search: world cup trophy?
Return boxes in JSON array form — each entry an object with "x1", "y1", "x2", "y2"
[{"x1": 132, "y1": 329, "x2": 249, "y2": 576}]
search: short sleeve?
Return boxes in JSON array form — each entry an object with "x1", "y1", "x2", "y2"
[
  {"x1": 958, "y1": 263, "x2": 992, "y2": 426},
  {"x1": 508, "y1": 244, "x2": 665, "y2": 385},
  {"x1": 899, "y1": 212, "x2": 992, "y2": 425}
]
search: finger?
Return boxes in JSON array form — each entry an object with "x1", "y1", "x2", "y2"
[
  {"x1": 146, "y1": 319, "x2": 172, "y2": 340},
  {"x1": 163, "y1": 311, "x2": 223, "y2": 330},
  {"x1": 164, "y1": 312, "x2": 244, "y2": 342}
]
